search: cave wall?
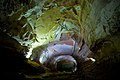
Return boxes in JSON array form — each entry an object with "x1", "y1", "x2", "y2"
[
  {"x1": 78, "y1": 0, "x2": 120, "y2": 79},
  {"x1": 79, "y1": 0, "x2": 120, "y2": 47},
  {"x1": 77, "y1": 0, "x2": 120, "y2": 62}
]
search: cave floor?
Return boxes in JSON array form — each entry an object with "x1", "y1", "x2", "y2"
[{"x1": 25, "y1": 72, "x2": 81, "y2": 80}]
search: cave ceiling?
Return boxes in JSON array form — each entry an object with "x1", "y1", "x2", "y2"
[
  {"x1": 0, "y1": 0, "x2": 82, "y2": 48},
  {"x1": 0, "y1": 0, "x2": 120, "y2": 58}
]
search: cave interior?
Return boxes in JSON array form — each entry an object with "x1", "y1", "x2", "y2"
[{"x1": 0, "y1": 0, "x2": 120, "y2": 80}]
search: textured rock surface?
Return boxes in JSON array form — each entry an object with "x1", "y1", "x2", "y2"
[
  {"x1": 0, "y1": 0, "x2": 120, "y2": 80},
  {"x1": 79, "y1": 0, "x2": 120, "y2": 47},
  {"x1": 0, "y1": 31, "x2": 46, "y2": 80},
  {"x1": 77, "y1": 0, "x2": 120, "y2": 80}
]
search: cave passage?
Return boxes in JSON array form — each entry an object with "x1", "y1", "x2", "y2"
[
  {"x1": 0, "y1": 0, "x2": 120, "y2": 80},
  {"x1": 30, "y1": 32, "x2": 95, "y2": 73}
]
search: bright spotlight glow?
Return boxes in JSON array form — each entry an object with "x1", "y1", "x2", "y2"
[
  {"x1": 25, "y1": 41, "x2": 41, "y2": 58},
  {"x1": 89, "y1": 58, "x2": 96, "y2": 62}
]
